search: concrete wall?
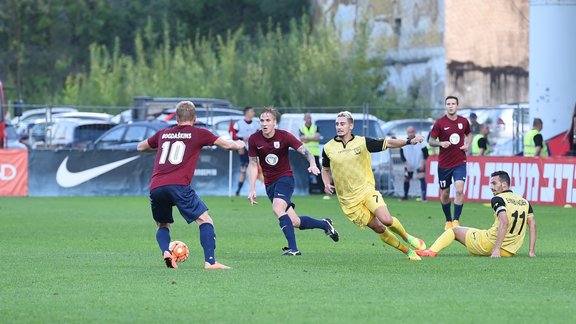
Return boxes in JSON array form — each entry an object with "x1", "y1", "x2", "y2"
[
  {"x1": 314, "y1": 0, "x2": 446, "y2": 107},
  {"x1": 313, "y1": 0, "x2": 529, "y2": 109},
  {"x1": 445, "y1": 0, "x2": 529, "y2": 107},
  {"x1": 529, "y1": 0, "x2": 576, "y2": 139}
]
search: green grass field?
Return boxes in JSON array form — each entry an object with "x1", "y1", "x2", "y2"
[{"x1": 1, "y1": 196, "x2": 575, "y2": 323}]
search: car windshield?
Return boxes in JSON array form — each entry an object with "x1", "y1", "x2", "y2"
[
  {"x1": 6, "y1": 125, "x2": 19, "y2": 139},
  {"x1": 75, "y1": 125, "x2": 115, "y2": 142},
  {"x1": 316, "y1": 120, "x2": 383, "y2": 144}
]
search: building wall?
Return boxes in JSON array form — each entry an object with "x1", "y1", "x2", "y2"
[
  {"x1": 314, "y1": 0, "x2": 446, "y2": 107},
  {"x1": 313, "y1": 0, "x2": 529, "y2": 108},
  {"x1": 445, "y1": 0, "x2": 529, "y2": 107}
]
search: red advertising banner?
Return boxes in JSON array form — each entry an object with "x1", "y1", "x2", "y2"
[
  {"x1": 0, "y1": 149, "x2": 28, "y2": 196},
  {"x1": 426, "y1": 156, "x2": 576, "y2": 206}
]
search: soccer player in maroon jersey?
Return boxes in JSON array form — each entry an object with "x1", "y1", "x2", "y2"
[
  {"x1": 429, "y1": 96, "x2": 472, "y2": 230},
  {"x1": 137, "y1": 101, "x2": 245, "y2": 270},
  {"x1": 247, "y1": 107, "x2": 339, "y2": 256}
]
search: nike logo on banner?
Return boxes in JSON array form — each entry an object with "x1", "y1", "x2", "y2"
[{"x1": 56, "y1": 156, "x2": 140, "y2": 188}]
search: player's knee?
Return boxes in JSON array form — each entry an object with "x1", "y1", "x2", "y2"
[
  {"x1": 455, "y1": 188, "x2": 465, "y2": 197},
  {"x1": 196, "y1": 212, "x2": 214, "y2": 225},
  {"x1": 157, "y1": 223, "x2": 171, "y2": 229}
]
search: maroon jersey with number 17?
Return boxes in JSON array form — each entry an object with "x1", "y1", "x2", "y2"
[
  {"x1": 248, "y1": 129, "x2": 303, "y2": 185},
  {"x1": 429, "y1": 115, "x2": 471, "y2": 168},
  {"x1": 147, "y1": 125, "x2": 218, "y2": 190}
]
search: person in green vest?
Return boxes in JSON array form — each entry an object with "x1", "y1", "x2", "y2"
[
  {"x1": 471, "y1": 123, "x2": 490, "y2": 156},
  {"x1": 524, "y1": 118, "x2": 549, "y2": 157},
  {"x1": 300, "y1": 113, "x2": 323, "y2": 193}
]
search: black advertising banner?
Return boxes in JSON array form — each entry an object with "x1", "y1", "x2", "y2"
[{"x1": 28, "y1": 149, "x2": 309, "y2": 197}]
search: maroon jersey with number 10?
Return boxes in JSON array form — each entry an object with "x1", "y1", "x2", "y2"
[
  {"x1": 248, "y1": 129, "x2": 304, "y2": 185},
  {"x1": 429, "y1": 115, "x2": 471, "y2": 168},
  {"x1": 147, "y1": 125, "x2": 218, "y2": 190}
]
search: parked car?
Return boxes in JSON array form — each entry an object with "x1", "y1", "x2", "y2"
[
  {"x1": 278, "y1": 112, "x2": 394, "y2": 195},
  {"x1": 134, "y1": 96, "x2": 236, "y2": 121},
  {"x1": 380, "y1": 118, "x2": 434, "y2": 139},
  {"x1": 90, "y1": 121, "x2": 170, "y2": 150},
  {"x1": 459, "y1": 103, "x2": 529, "y2": 155},
  {"x1": 11, "y1": 107, "x2": 77, "y2": 136},
  {"x1": 37, "y1": 118, "x2": 116, "y2": 150},
  {"x1": 196, "y1": 115, "x2": 243, "y2": 140},
  {"x1": 52, "y1": 111, "x2": 115, "y2": 122},
  {"x1": 157, "y1": 107, "x2": 243, "y2": 125},
  {"x1": 4, "y1": 123, "x2": 28, "y2": 149}
]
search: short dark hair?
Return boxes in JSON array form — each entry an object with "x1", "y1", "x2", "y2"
[
  {"x1": 491, "y1": 171, "x2": 510, "y2": 186},
  {"x1": 533, "y1": 118, "x2": 543, "y2": 127},
  {"x1": 243, "y1": 106, "x2": 253, "y2": 114},
  {"x1": 445, "y1": 96, "x2": 459, "y2": 105}
]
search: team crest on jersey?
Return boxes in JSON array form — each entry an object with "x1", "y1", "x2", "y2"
[
  {"x1": 265, "y1": 154, "x2": 279, "y2": 166},
  {"x1": 458, "y1": 123, "x2": 463, "y2": 129},
  {"x1": 354, "y1": 147, "x2": 361, "y2": 155},
  {"x1": 273, "y1": 141, "x2": 280, "y2": 149}
]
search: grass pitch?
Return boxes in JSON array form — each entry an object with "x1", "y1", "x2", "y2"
[{"x1": 1, "y1": 196, "x2": 575, "y2": 323}]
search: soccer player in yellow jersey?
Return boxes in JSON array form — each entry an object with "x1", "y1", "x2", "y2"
[
  {"x1": 417, "y1": 170, "x2": 537, "y2": 258},
  {"x1": 321, "y1": 111, "x2": 427, "y2": 260}
]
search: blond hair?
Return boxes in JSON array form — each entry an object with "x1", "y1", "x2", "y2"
[
  {"x1": 337, "y1": 111, "x2": 354, "y2": 124},
  {"x1": 176, "y1": 101, "x2": 196, "y2": 122}
]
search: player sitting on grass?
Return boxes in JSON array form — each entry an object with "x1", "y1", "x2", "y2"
[
  {"x1": 321, "y1": 111, "x2": 427, "y2": 261},
  {"x1": 138, "y1": 100, "x2": 245, "y2": 270},
  {"x1": 417, "y1": 170, "x2": 537, "y2": 258},
  {"x1": 247, "y1": 107, "x2": 339, "y2": 256}
]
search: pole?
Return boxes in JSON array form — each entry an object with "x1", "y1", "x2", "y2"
[{"x1": 228, "y1": 150, "x2": 233, "y2": 197}]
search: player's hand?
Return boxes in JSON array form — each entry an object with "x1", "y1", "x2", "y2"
[
  {"x1": 529, "y1": 250, "x2": 536, "y2": 258},
  {"x1": 460, "y1": 143, "x2": 469, "y2": 152},
  {"x1": 439, "y1": 141, "x2": 451, "y2": 148},
  {"x1": 490, "y1": 250, "x2": 501, "y2": 258},
  {"x1": 324, "y1": 184, "x2": 334, "y2": 195},
  {"x1": 235, "y1": 140, "x2": 246, "y2": 150},
  {"x1": 308, "y1": 165, "x2": 320, "y2": 175},
  {"x1": 248, "y1": 191, "x2": 258, "y2": 206},
  {"x1": 410, "y1": 135, "x2": 424, "y2": 144}
]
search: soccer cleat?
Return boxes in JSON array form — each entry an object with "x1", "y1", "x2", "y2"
[
  {"x1": 415, "y1": 249, "x2": 437, "y2": 257},
  {"x1": 323, "y1": 218, "x2": 340, "y2": 242},
  {"x1": 405, "y1": 235, "x2": 426, "y2": 250},
  {"x1": 452, "y1": 220, "x2": 460, "y2": 227},
  {"x1": 444, "y1": 221, "x2": 453, "y2": 230},
  {"x1": 281, "y1": 247, "x2": 302, "y2": 256},
  {"x1": 163, "y1": 251, "x2": 178, "y2": 269},
  {"x1": 204, "y1": 262, "x2": 231, "y2": 270},
  {"x1": 406, "y1": 250, "x2": 422, "y2": 261}
]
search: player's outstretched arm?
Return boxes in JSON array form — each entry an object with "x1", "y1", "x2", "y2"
[
  {"x1": 491, "y1": 211, "x2": 509, "y2": 258},
  {"x1": 297, "y1": 145, "x2": 320, "y2": 175},
  {"x1": 386, "y1": 135, "x2": 425, "y2": 148},
  {"x1": 247, "y1": 156, "x2": 259, "y2": 205},
  {"x1": 527, "y1": 214, "x2": 537, "y2": 257},
  {"x1": 214, "y1": 137, "x2": 245, "y2": 151},
  {"x1": 137, "y1": 139, "x2": 155, "y2": 152},
  {"x1": 321, "y1": 167, "x2": 334, "y2": 195}
]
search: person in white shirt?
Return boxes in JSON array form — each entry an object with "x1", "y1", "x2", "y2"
[
  {"x1": 400, "y1": 126, "x2": 428, "y2": 201},
  {"x1": 234, "y1": 106, "x2": 260, "y2": 196}
]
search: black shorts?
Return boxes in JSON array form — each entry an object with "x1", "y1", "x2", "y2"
[{"x1": 265, "y1": 176, "x2": 296, "y2": 210}]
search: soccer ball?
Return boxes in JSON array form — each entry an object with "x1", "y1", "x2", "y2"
[{"x1": 169, "y1": 241, "x2": 189, "y2": 262}]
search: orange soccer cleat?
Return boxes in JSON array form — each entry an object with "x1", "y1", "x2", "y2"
[
  {"x1": 163, "y1": 251, "x2": 179, "y2": 269},
  {"x1": 204, "y1": 262, "x2": 231, "y2": 270},
  {"x1": 415, "y1": 249, "x2": 437, "y2": 257}
]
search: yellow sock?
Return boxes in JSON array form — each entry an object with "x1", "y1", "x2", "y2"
[
  {"x1": 388, "y1": 216, "x2": 409, "y2": 239},
  {"x1": 429, "y1": 229, "x2": 456, "y2": 253},
  {"x1": 379, "y1": 229, "x2": 409, "y2": 253}
]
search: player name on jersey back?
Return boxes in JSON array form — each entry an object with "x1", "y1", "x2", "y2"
[{"x1": 162, "y1": 133, "x2": 192, "y2": 139}]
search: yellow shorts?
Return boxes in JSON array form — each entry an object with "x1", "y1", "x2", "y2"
[
  {"x1": 342, "y1": 190, "x2": 386, "y2": 228},
  {"x1": 465, "y1": 229, "x2": 514, "y2": 257}
]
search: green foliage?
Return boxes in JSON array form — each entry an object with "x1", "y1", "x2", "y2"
[
  {"x1": 0, "y1": 0, "x2": 308, "y2": 101},
  {"x1": 58, "y1": 15, "x2": 390, "y2": 109},
  {"x1": 1, "y1": 196, "x2": 575, "y2": 322}
]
